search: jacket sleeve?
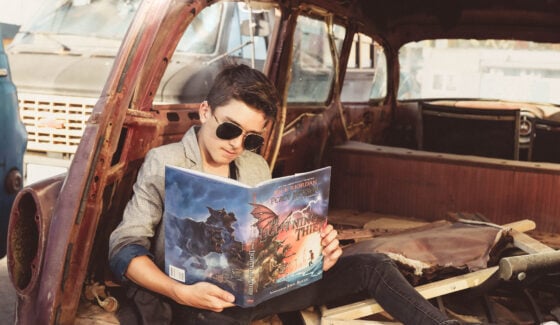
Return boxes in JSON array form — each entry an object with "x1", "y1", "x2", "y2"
[{"x1": 108, "y1": 148, "x2": 167, "y2": 281}]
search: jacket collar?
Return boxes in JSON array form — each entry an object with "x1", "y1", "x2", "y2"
[
  {"x1": 180, "y1": 125, "x2": 258, "y2": 183},
  {"x1": 180, "y1": 126, "x2": 203, "y2": 171}
]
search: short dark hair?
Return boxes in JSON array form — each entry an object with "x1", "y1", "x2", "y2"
[{"x1": 206, "y1": 64, "x2": 279, "y2": 120}]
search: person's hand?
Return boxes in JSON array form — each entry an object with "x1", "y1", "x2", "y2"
[
  {"x1": 321, "y1": 223, "x2": 342, "y2": 271},
  {"x1": 172, "y1": 281, "x2": 236, "y2": 312}
]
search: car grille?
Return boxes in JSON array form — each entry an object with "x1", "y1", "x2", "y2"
[{"x1": 18, "y1": 93, "x2": 96, "y2": 155}]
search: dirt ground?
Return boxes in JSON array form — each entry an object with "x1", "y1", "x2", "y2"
[{"x1": 0, "y1": 256, "x2": 16, "y2": 324}]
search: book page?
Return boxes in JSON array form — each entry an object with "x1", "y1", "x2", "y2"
[{"x1": 244, "y1": 166, "x2": 331, "y2": 306}]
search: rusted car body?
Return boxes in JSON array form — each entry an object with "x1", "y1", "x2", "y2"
[{"x1": 6, "y1": 0, "x2": 560, "y2": 324}]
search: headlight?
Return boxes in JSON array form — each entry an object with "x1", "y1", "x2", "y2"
[
  {"x1": 4, "y1": 168, "x2": 23, "y2": 194},
  {"x1": 519, "y1": 112, "x2": 534, "y2": 144},
  {"x1": 520, "y1": 116, "x2": 533, "y2": 137}
]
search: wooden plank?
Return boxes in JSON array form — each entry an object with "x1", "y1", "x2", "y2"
[
  {"x1": 456, "y1": 218, "x2": 535, "y2": 232},
  {"x1": 300, "y1": 309, "x2": 321, "y2": 325},
  {"x1": 501, "y1": 219, "x2": 537, "y2": 233},
  {"x1": 496, "y1": 218, "x2": 554, "y2": 253},
  {"x1": 321, "y1": 319, "x2": 397, "y2": 325},
  {"x1": 329, "y1": 210, "x2": 390, "y2": 228},
  {"x1": 337, "y1": 228, "x2": 376, "y2": 241},
  {"x1": 329, "y1": 209, "x2": 427, "y2": 230},
  {"x1": 510, "y1": 229, "x2": 555, "y2": 254},
  {"x1": 363, "y1": 217, "x2": 429, "y2": 232}
]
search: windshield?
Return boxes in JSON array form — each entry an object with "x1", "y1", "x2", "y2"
[
  {"x1": 399, "y1": 39, "x2": 560, "y2": 105},
  {"x1": 24, "y1": 0, "x2": 140, "y2": 39},
  {"x1": 175, "y1": 3, "x2": 223, "y2": 54},
  {"x1": 287, "y1": 15, "x2": 345, "y2": 103},
  {"x1": 17, "y1": 0, "x2": 227, "y2": 54}
]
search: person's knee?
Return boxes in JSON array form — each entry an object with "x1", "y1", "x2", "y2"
[
  {"x1": 339, "y1": 253, "x2": 397, "y2": 277},
  {"x1": 347, "y1": 253, "x2": 394, "y2": 267}
]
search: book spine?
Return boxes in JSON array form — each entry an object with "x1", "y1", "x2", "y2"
[{"x1": 247, "y1": 240, "x2": 256, "y2": 300}]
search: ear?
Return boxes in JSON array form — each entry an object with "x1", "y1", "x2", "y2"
[{"x1": 199, "y1": 101, "x2": 210, "y2": 123}]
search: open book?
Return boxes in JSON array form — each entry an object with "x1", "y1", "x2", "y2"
[{"x1": 163, "y1": 165, "x2": 331, "y2": 307}]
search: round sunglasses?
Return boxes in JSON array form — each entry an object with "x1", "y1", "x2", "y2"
[{"x1": 213, "y1": 115, "x2": 265, "y2": 151}]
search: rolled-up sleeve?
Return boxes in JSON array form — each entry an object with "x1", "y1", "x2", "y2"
[{"x1": 109, "y1": 244, "x2": 153, "y2": 283}]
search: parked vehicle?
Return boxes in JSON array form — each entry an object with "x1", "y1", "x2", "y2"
[
  {"x1": 0, "y1": 39, "x2": 27, "y2": 258},
  {"x1": 7, "y1": 0, "x2": 275, "y2": 183},
  {"x1": 6, "y1": 0, "x2": 560, "y2": 324}
]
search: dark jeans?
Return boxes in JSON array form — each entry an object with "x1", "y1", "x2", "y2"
[{"x1": 167, "y1": 253, "x2": 458, "y2": 325}]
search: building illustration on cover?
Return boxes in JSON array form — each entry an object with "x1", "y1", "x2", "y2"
[{"x1": 164, "y1": 166, "x2": 331, "y2": 307}]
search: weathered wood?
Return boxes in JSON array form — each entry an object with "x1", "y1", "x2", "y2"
[
  {"x1": 299, "y1": 309, "x2": 321, "y2": 325},
  {"x1": 329, "y1": 210, "x2": 415, "y2": 228},
  {"x1": 510, "y1": 229, "x2": 555, "y2": 254},
  {"x1": 500, "y1": 219, "x2": 536, "y2": 233},
  {"x1": 363, "y1": 217, "x2": 429, "y2": 233},
  {"x1": 337, "y1": 228, "x2": 376, "y2": 241},
  {"x1": 321, "y1": 319, "x2": 397, "y2": 325}
]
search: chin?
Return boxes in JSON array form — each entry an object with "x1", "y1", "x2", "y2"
[
  {"x1": 215, "y1": 154, "x2": 236, "y2": 165},
  {"x1": 219, "y1": 149, "x2": 240, "y2": 163}
]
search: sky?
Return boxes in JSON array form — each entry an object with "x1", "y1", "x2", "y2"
[{"x1": 0, "y1": 0, "x2": 43, "y2": 26}]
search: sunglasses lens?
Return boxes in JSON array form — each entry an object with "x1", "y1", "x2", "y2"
[
  {"x1": 244, "y1": 134, "x2": 264, "y2": 150},
  {"x1": 216, "y1": 122, "x2": 243, "y2": 140},
  {"x1": 215, "y1": 119, "x2": 264, "y2": 150}
]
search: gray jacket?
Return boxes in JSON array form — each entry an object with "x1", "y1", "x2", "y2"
[{"x1": 108, "y1": 126, "x2": 271, "y2": 279}]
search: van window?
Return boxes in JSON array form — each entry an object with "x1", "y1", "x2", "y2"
[
  {"x1": 23, "y1": 0, "x2": 140, "y2": 40},
  {"x1": 165, "y1": 2, "x2": 277, "y2": 104},
  {"x1": 369, "y1": 48, "x2": 387, "y2": 100},
  {"x1": 21, "y1": 0, "x2": 234, "y2": 57},
  {"x1": 175, "y1": 4, "x2": 223, "y2": 54},
  {"x1": 341, "y1": 34, "x2": 387, "y2": 102},
  {"x1": 287, "y1": 15, "x2": 345, "y2": 104},
  {"x1": 226, "y1": 4, "x2": 272, "y2": 61}
]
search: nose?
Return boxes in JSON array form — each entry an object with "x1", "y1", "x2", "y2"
[{"x1": 229, "y1": 133, "x2": 244, "y2": 149}]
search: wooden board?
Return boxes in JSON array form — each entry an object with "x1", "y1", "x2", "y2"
[
  {"x1": 329, "y1": 209, "x2": 427, "y2": 230},
  {"x1": 363, "y1": 217, "x2": 429, "y2": 233}
]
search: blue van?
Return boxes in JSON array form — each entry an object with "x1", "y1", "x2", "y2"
[{"x1": 0, "y1": 39, "x2": 27, "y2": 258}]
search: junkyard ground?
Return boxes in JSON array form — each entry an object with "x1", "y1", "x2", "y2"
[{"x1": 0, "y1": 256, "x2": 16, "y2": 323}]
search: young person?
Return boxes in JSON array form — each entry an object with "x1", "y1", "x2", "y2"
[{"x1": 109, "y1": 64, "x2": 459, "y2": 325}]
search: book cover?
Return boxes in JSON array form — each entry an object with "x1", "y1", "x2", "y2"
[{"x1": 164, "y1": 165, "x2": 331, "y2": 307}]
